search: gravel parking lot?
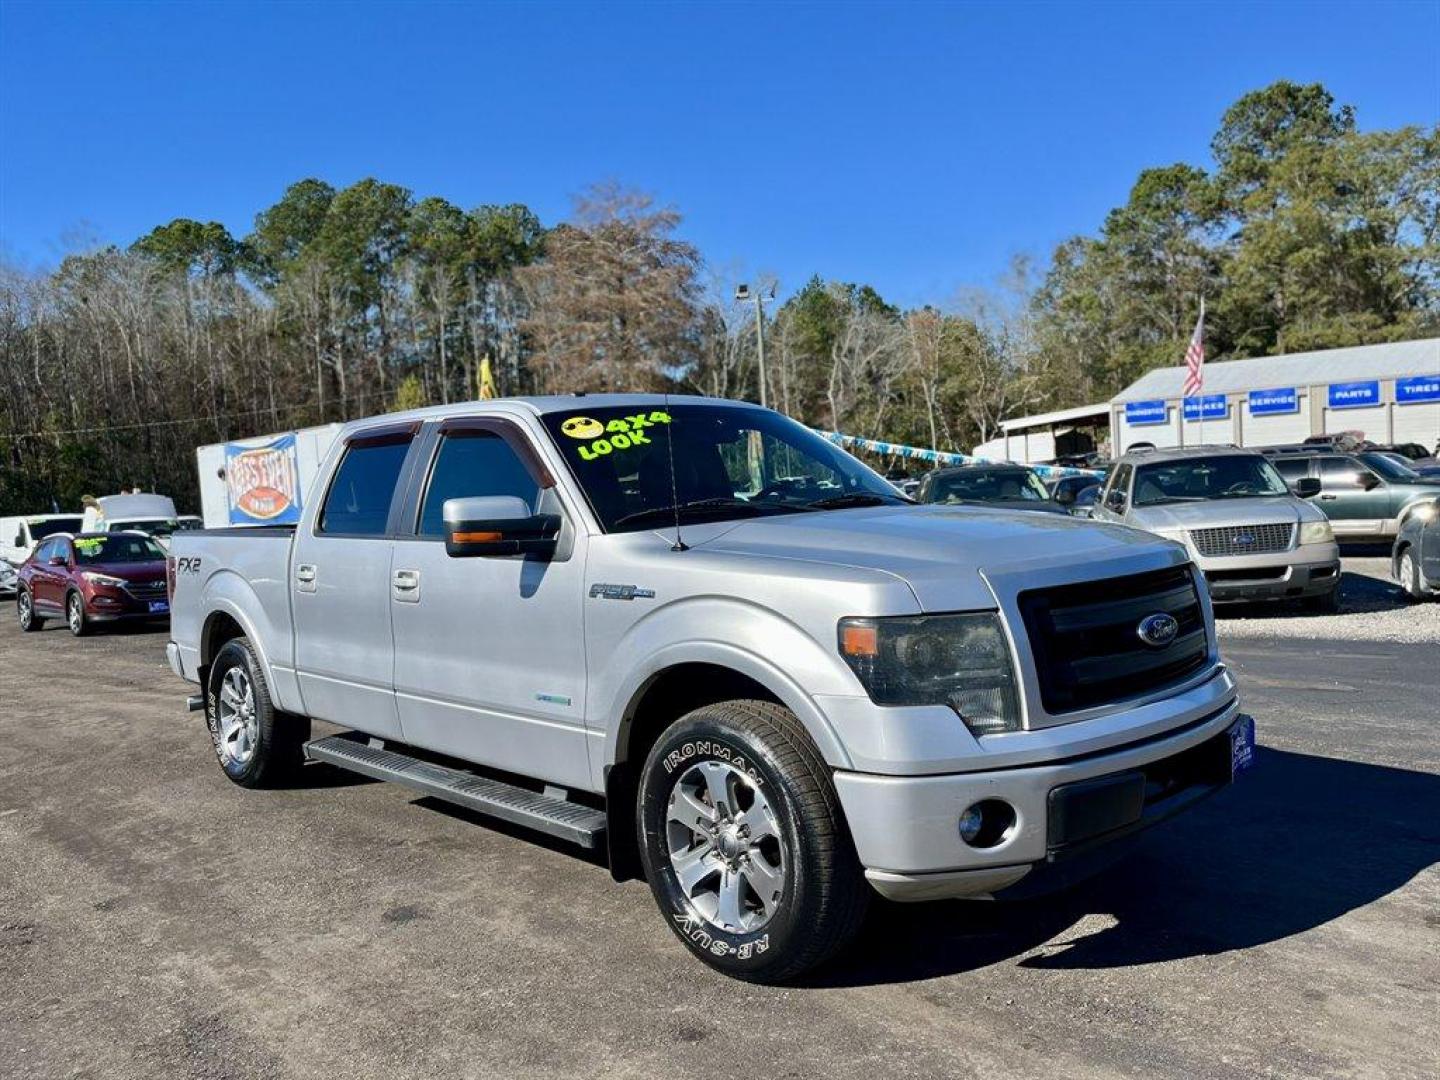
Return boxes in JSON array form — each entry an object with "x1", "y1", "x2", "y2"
[{"x1": 2, "y1": 574, "x2": 1437, "y2": 1080}]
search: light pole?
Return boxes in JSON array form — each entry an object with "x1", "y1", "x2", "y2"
[{"x1": 735, "y1": 283, "x2": 776, "y2": 408}]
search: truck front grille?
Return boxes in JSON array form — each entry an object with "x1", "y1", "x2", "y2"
[
  {"x1": 1188, "y1": 523, "x2": 1293, "y2": 558},
  {"x1": 1018, "y1": 565, "x2": 1209, "y2": 714}
]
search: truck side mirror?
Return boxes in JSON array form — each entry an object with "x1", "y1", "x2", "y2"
[
  {"x1": 1293, "y1": 477, "x2": 1321, "y2": 498},
  {"x1": 1054, "y1": 485, "x2": 1076, "y2": 506},
  {"x1": 1106, "y1": 489, "x2": 1127, "y2": 512},
  {"x1": 48, "y1": 554, "x2": 67, "y2": 566},
  {"x1": 443, "y1": 496, "x2": 560, "y2": 559}
]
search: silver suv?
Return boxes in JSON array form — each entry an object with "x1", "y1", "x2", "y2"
[{"x1": 1093, "y1": 446, "x2": 1341, "y2": 611}]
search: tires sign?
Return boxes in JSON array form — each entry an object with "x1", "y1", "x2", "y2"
[
  {"x1": 225, "y1": 434, "x2": 303, "y2": 525},
  {"x1": 1395, "y1": 375, "x2": 1440, "y2": 404}
]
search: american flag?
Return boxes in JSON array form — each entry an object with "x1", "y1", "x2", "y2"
[{"x1": 1182, "y1": 299, "x2": 1206, "y2": 396}]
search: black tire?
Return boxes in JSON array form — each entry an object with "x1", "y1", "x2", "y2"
[
  {"x1": 637, "y1": 700, "x2": 869, "y2": 982},
  {"x1": 1398, "y1": 547, "x2": 1429, "y2": 602},
  {"x1": 16, "y1": 588, "x2": 43, "y2": 631},
  {"x1": 66, "y1": 591, "x2": 90, "y2": 636},
  {"x1": 1302, "y1": 585, "x2": 1340, "y2": 614},
  {"x1": 206, "y1": 637, "x2": 310, "y2": 788}
]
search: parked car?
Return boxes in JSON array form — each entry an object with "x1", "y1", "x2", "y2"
[
  {"x1": 1371, "y1": 442, "x2": 1436, "y2": 466},
  {"x1": 1046, "y1": 475, "x2": 1103, "y2": 517},
  {"x1": 1, "y1": 514, "x2": 84, "y2": 566},
  {"x1": 167, "y1": 394, "x2": 1254, "y2": 982},
  {"x1": 16, "y1": 531, "x2": 170, "y2": 635},
  {"x1": 1092, "y1": 447, "x2": 1341, "y2": 611},
  {"x1": 0, "y1": 560, "x2": 17, "y2": 599},
  {"x1": 1392, "y1": 497, "x2": 1440, "y2": 601},
  {"x1": 916, "y1": 463, "x2": 1069, "y2": 514},
  {"x1": 1260, "y1": 448, "x2": 1440, "y2": 541}
]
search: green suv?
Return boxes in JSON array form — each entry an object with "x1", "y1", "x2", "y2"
[{"x1": 1263, "y1": 449, "x2": 1440, "y2": 541}]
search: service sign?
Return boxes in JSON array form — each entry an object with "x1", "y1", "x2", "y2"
[
  {"x1": 1124, "y1": 400, "x2": 1168, "y2": 426},
  {"x1": 1182, "y1": 394, "x2": 1228, "y2": 421},
  {"x1": 1395, "y1": 375, "x2": 1440, "y2": 404},
  {"x1": 1248, "y1": 387, "x2": 1299, "y2": 416},
  {"x1": 1327, "y1": 381, "x2": 1380, "y2": 409},
  {"x1": 225, "y1": 434, "x2": 303, "y2": 525}
]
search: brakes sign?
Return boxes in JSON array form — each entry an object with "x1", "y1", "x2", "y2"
[{"x1": 225, "y1": 434, "x2": 303, "y2": 525}]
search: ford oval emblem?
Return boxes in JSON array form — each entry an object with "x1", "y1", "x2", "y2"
[{"x1": 1137, "y1": 612, "x2": 1180, "y2": 648}]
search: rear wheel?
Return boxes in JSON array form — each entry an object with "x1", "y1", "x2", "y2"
[
  {"x1": 637, "y1": 700, "x2": 869, "y2": 982},
  {"x1": 17, "y1": 588, "x2": 42, "y2": 631},
  {"x1": 66, "y1": 591, "x2": 90, "y2": 636},
  {"x1": 207, "y1": 637, "x2": 310, "y2": 788}
]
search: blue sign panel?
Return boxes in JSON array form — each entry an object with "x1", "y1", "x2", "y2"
[
  {"x1": 1395, "y1": 374, "x2": 1440, "y2": 404},
  {"x1": 1248, "y1": 387, "x2": 1299, "y2": 416},
  {"x1": 1182, "y1": 394, "x2": 1228, "y2": 421},
  {"x1": 1124, "y1": 400, "x2": 1168, "y2": 426},
  {"x1": 225, "y1": 433, "x2": 303, "y2": 525},
  {"x1": 1327, "y1": 381, "x2": 1380, "y2": 409}
]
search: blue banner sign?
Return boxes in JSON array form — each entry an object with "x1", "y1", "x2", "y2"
[
  {"x1": 1395, "y1": 374, "x2": 1440, "y2": 404},
  {"x1": 1248, "y1": 387, "x2": 1299, "y2": 416},
  {"x1": 1124, "y1": 400, "x2": 1168, "y2": 426},
  {"x1": 1328, "y1": 381, "x2": 1380, "y2": 409},
  {"x1": 225, "y1": 433, "x2": 303, "y2": 525},
  {"x1": 1182, "y1": 394, "x2": 1228, "y2": 421}
]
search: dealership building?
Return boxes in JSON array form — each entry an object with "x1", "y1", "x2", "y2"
[{"x1": 1107, "y1": 337, "x2": 1440, "y2": 455}]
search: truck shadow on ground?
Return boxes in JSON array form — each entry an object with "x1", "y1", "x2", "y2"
[{"x1": 812, "y1": 746, "x2": 1440, "y2": 987}]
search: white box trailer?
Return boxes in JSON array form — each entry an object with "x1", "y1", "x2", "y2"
[{"x1": 196, "y1": 424, "x2": 343, "y2": 529}]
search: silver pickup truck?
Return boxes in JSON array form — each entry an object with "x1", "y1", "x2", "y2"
[{"x1": 166, "y1": 394, "x2": 1254, "y2": 981}]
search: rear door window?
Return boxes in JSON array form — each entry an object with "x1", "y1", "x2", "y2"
[
  {"x1": 417, "y1": 431, "x2": 542, "y2": 538},
  {"x1": 319, "y1": 435, "x2": 414, "y2": 536}
]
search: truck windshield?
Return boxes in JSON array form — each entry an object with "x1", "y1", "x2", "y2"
[
  {"x1": 30, "y1": 517, "x2": 83, "y2": 540},
  {"x1": 539, "y1": 403, "x2": 908, "y2": 533},
  {"x1": 1133, "y1": 456, "x2": 1290, "y2": 505},
  {"x1": 73, "y1": 535, "x2": 166, "y2": 563}
]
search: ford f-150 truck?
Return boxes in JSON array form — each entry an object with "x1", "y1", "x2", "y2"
[{"x1": 165, "y1": 394, "x2": 1254, "y2": 982}]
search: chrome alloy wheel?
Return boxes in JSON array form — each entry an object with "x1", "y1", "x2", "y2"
[
  {"x1": 216, "y1": 666, "x2": 259, "y2": 767},
  {"x1": 17, "y1": 590, "x2": 32, "y2": 627},
  {"x1": 68, "y1": 593, "x2": 83, "y2": 633},
  {"x1": 666, "y1": 759, "x2": 786, "y2": 933}
]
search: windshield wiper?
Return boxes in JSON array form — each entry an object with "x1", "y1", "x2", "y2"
[
  {"x1": 612, "y1": 498, "x2": 800, "y2": 529},
  {"x1": 805, "y1": 492, "x2": 912, "y2": 510}
]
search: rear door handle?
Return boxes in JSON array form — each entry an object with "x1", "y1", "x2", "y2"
[{"x1": 392, "y1": 569, "x2": 420, "y2": 603}]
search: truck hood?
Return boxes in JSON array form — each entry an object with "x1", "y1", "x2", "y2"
[
  {"x1": 696, "y1": 504, "x2": 1181, "y2": 611},
  {"x1": 1127, "y1": 495, "x2": 1321, "y2": 531}
]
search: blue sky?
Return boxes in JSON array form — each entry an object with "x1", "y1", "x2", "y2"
[{"x1": 1, "y1": 0, "x2": 1436, "y2": 307}]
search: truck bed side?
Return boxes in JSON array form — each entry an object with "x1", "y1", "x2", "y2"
[{"x1": 168, "y1": 526, "x2": 301, "y2": 712}]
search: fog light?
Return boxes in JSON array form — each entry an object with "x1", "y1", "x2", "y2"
[{"x1": 958, "y1": 799, "x2": 1017, "y2": 848}]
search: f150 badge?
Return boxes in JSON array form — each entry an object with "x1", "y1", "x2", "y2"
[{"x1": 589, "y1": 583, "x2": 656, "y2": 601}]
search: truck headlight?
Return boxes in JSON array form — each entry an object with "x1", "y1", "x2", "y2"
[
  {"x1": 838, "y1": 613, "x2": 1022, "y2": 735},
  {"x1": 81, "y1": 571, "x2": 127, "y2": 588},
  {"x1": 1298, "y1": 520, "x2": 1334, "y2": 545}
]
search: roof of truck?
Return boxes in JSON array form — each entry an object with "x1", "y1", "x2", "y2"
[{"x1": 342, "y1": 394, "x2": 764, "y2": 434}]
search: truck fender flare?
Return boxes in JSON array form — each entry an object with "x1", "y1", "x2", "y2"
[
  {"x1": 199, "y1": 578, "x2": 279, "y2": 693},
  {"x1": 607, "y1": 641, "x2": 854, "y2": 772}
]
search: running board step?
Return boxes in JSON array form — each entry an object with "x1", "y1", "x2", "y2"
[{"x1": 304, "y1": 734, "x2": 606, "y2": 849}]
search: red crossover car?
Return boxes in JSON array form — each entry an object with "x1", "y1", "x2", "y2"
[{"x1": 16, "y1": 532, "x2": 169, "y2": 636}]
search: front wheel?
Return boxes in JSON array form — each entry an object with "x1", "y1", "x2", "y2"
[
  {"x1": 637, "y1": 700, "x2": 869, "y2": 982},
  {"x1": 206, "y1": 638, "x2": 310, "y2": 788},
  {"x1": 66, "y1": 592, "x2": 90, "y2": 636}
]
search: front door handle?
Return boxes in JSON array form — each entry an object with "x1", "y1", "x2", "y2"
[
  {"x1": 1319, "y1": 494, "x2": 1337, "y2": 501},
  {"x1": 392, "y1": 568, "x2": 420, "y2": 603}
]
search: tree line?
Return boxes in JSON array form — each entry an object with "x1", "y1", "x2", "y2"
[{"x1": 1, "y1": 81, "x2": 1435, "y2": 514}]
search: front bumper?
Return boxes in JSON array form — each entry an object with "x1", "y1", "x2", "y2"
[
  {"x1": 84, "y1": 587, "x2": 169, "y2": 621},
  {"x1": 1193, "y1": 543, "x2": 1340, "y2": 603},
  {"x1": 835, "y1": 701, "x2": 1246, "y2": 901}
]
